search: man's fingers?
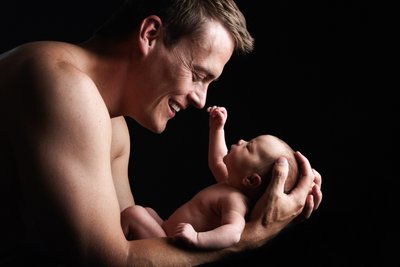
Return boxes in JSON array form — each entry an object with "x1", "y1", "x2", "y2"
[
  {"x1": 312, "y1": 184, "x2": 323, "y2": 210},
  {"x1": 292, "y1": 151, "x2": 314, "y2": 199},
  {"x1": 313, "y1": 168, "x2": 322, "y2": 189},
  {"x1": 295, "y1": 151, "x2": 313, "y2": 178},
  {"x1": 270, "y1": 157, "x2": 289, "y2": 193},
  {"x1": 304, "y1": 194, "x2": 314, "y2": 219},
  {"x1": 249, "y1": 157, "x2": 288, "y2": 223},
  {"x1": 293, "y1": 193, "x2": 315, "y2": 224}
]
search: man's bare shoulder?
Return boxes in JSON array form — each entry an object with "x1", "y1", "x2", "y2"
[
  {"x1": 1, "y1": 41, "x2": 110, "y2": 144},
  {"x1": 1, "y1": 41, "x2": 91, "y2": 87},
  {"x1": 1, "y1": 41, "x2": 85, "y2": 67},
  {"x1": 2, "y1": 41, "x2": 102, "y2": 109}
]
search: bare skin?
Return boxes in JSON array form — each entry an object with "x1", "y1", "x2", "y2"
[
  {"x1": 120, "y1": 107, "x2": 302, "y2": 250},
  {"x1": 0, "y1": 16, "x2": 322, "y2": 267}
]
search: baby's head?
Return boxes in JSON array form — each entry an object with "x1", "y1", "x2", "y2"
[{"x1": 224, "y1": 134, "x2": 299, "y2": 199}]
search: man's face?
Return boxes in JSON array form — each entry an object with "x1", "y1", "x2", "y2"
[{"x1": 137, "y1": 20, "x2": 235, "y2": 133}]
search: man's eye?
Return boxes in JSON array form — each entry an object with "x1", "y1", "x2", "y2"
[
  {"x1": 247, "y1": 143, "x2": 252, "y2": 152},
  {"x1": 193, "y1": 72, "x2": 204, "y2": 82}
]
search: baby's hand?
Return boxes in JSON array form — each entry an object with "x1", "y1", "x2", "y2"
[
  {"x1": 173, "y1": 223, "x2": 198, "y2": 247},
  {"x1": 207, "y1": 106, "x2": 227, "y2": 130}
]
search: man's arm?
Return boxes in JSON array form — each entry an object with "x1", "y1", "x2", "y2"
[
  {"x1": 110, "y1": 116, "x2": 135, "y2": 212},
  {"x1": 128, "y1": 155, "x2": 322, "y2": 266},
  {"x1": 14, "y1": 60, "x2": 321, "y2": 266},
  {"x1": 12, "y1": 61, "x2": 249, "y2": 266},
  {"x1": 14, "y1": 60, "x2": 127, "y2": 266},
  {"x1": 13, "y1": 65, "x2": 215, "y2": 266},
  {"x1": 95, "y1": 118, "x2": 321, "y2": 265},
  {"x1": 207, "y1": 106, "x2": 229, "y2": 182}
]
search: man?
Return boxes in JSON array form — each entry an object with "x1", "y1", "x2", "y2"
[{"x1": 0, "y1": 0, "x2": 322, "y2": 266}]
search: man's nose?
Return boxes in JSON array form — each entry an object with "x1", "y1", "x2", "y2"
[{"x1": 188, "y1": 87, "x2": 207, "y2": 109}]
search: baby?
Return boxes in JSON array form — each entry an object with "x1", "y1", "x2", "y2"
[{"x1": 121, "y1": 106, "x2": 299, "y2": 249}]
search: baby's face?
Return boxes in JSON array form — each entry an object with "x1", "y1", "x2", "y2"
[{"x1": 224, "y1": 135, "x2": 282, "y2": 183}]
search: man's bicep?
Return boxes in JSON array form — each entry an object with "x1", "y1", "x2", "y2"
[
  {"x1": 14, "y1": 90, "x2": 126, "y2": 262},
  {"x1": 111, "y1": 116, "x2": 135, "y2": 211}
]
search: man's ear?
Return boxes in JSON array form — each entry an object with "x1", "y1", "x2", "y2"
[
  {"x1": 243, "y1": 173, "x2": 262, "y2": 189},
  {"x1": 138, "y1": 15, "x2": 162, "y2": 55}
]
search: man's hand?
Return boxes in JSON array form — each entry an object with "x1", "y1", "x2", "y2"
[
  {"x1": 293, "y1": 152, "x2": 322, "y2": 222},
  {"x1": 241, "y1": 152, "x2": 322, "y2": 248}
]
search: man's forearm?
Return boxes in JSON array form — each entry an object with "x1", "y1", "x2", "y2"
[{"x1": 126, "y1": 237, "x2": 238, "y2": 267}]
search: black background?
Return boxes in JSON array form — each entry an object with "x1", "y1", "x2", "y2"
[{"x1": 0, "y1": 1, "x2": 396, "y2": 266}]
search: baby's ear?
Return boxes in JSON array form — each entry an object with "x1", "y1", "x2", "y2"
[{"x1": 243, "y1": 173, "x2": 262, "y2": 189}]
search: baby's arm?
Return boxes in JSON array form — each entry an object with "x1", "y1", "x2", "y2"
[
  {"x1": 207, "y1": 106, "x2": 229, "y2": 182},
  {"x1": 173, "y1": 193, "x2": 247, "y2": 250}
]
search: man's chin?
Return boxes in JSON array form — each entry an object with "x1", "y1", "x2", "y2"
[
  {"x1": 136, "y1": 119, "x2": 166, "y2": 134},
  {"x1": 152, "y1": 121, "x2": 167, "y2": 134}
]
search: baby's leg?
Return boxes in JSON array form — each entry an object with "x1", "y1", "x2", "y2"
[
  {"x1": 121, "y1": 205, "x2": 167, "y2": 240},
  {"x1": 146, "y1": 207, "x2": 164, "y2": 225}
]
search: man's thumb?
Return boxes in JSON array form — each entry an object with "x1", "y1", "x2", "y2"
[{"x1": 271, "y1": 157, "x2": 289, "y2": 191}]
